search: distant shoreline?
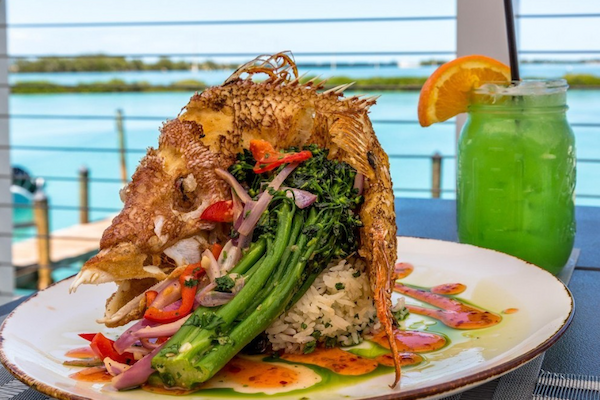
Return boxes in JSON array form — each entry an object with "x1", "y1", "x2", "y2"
[
  {"x1": 10, "y1": 55, "x2": 600, "y2": 74},
  {"x1": 10, "y1": 74, "x2": 600, "y2": 94}
]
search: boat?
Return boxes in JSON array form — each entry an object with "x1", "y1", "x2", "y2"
[{"x1": 11, "y1": 166, "x2": 41, "y2": 232}]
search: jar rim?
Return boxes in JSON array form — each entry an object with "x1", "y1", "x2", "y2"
[{"x1": 473, "y1": 79, "x2": 568, "y2": 96}]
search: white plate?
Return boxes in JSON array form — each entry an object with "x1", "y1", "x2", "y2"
[{"x1": 0, "y1": 237, "x2": 574, "y2": 400}]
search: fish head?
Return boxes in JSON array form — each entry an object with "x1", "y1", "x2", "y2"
[{"x1": 70, "y1": 119, "x2": 231, "y2": 291}]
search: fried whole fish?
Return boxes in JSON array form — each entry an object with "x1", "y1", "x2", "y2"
[{"x1": 70, "y1": 53, "x2": 400, "y2": 385}]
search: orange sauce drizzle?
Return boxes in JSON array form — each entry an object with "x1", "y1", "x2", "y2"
[
  {"x1": 211, "y1": 357, "x2": 300, "y2": 388},
  {"x1": 65, "y1": 347, "x2": 97, "y2": 359},
  {"x1": 395, "y1": 283, "x2": 502, "y2": 329},
  {"x1": 282, "y1": 347, "x2": 379, "y2": 375},
  {"x1": 66, "y1": 265, "x2": 508, "y2": 390},
  {"x1": 371, "y1": 330, "x2": 446, "y2": 352},
  {"x1": 374, "y1": 352, "x2": 423, "y2": 367},
  {"x1": 394, "y1": 262, "x2": 414, "y2": 280},
  {"x1": 431, "y1": 283, "x2": 467, "y2": 295},
  {"x1": 69, "y1": 368, "x2": 112, "y2": 383}
]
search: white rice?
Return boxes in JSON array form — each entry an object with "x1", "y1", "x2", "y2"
[{"x1": 266, "y1": 258, "x2": 382, "y2": 353}]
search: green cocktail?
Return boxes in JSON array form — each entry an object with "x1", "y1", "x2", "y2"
[{"x1": 457, "y1": 80, "x2": 575, "y2": 275}]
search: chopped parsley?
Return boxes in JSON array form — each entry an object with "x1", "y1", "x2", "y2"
[
  {"x1": 184, "y1": 312, "x2": 225, "y2": 331},
  {"x1": 303, "y1": 340, "x2": 317, "y2": 354},
  {"x1": 335, "y1": 282, "x2": 345, "y2": 290},
  {"x1": 184, "y1": 278, "x2": 199, "y2": 288},
  {"x1": 215, "y1": 275, "x2": 235, "y2": 293}
]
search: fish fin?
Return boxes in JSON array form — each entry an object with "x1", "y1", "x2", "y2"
[
  {"x1": 323, "y1": 82, "x2": 355, "y2": 94},
  {"x1": 289, "y1": 71, "x2": 309, "y2": 86},
  {"x1": 329, "y1": 114, "x2": 376, "y2": 179},
  {"x1": 225, "y1": 51, "x2": 298, "y2": 85}
]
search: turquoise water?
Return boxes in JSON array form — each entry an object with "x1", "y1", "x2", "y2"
[
  {"x1": 8, "y1": 65, "x2": 600, "y2": 234},
  {"x1": 10, "y1": 63, "x2": 600, "y2": 86},
  {"x1": 10, "y1": 90, "x2": 600, "y2": 234}
]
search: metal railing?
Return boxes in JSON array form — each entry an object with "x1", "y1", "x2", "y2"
[
  {"x1": 4, "y1": 110, "x2": 600, "y2": 197},
  {"x1": 3, "y1": 12, "x2": 597, "y2": 30}
]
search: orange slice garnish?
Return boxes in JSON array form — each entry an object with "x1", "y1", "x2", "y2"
[{"x1": 418, "y1": 55, "x2": 511, "y2": 127}]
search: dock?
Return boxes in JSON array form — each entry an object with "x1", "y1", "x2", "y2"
[{"x1": 12, "y1": 216, "x2": 113, "y2": 278}]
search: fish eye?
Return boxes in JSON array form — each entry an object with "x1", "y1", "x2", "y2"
[{"x1": 172, "y1": 174, "x2": 198, "y2": 212}]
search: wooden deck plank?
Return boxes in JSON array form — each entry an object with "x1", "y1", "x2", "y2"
[{"x1": 12, "y1": 216, "x2": 113, "y2": 269}]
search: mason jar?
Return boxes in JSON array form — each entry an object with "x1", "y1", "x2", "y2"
[{"x1": 457, "y1": 79, "x2": 576, "y2": 275}]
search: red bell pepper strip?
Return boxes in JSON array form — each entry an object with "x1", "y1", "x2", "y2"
[
  {"x1": 211, "y1": 243, "x2": 223, "y2": 259},
  {"x1": 253, "y1": 150, "x2": 312, "y2": 174},
  {"x1": 145, "y1": 290, "x2": 158, "y2": 310},
  {"x1": 144, "y1": 263, "x2": 205, "y2": 324},
  {"x1": 249, "y1": 139, "x2": 312, "y2": 174},
  {"x1": 200, "y1": 200, "x2": 234, "y2": 222},
  {"x1": 249, "y1": 139, "x2": 281, "y2": 163},
  {"x1": 78, "y1": 333, "x2": 97, "y2": 342},
  {"x1": 90, "y1": 333, "x2": 134, "y2": 365}
]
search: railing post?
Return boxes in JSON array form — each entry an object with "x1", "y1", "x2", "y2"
[
  {"x1": 116, "y1": 109, "x2": 127, "y2": 184},
  {"x1": 33, "y1": 183, "x2": 52, "y2": 290},
  {"x1": 431, "y1": 152, "x2": 442, "y2": 199},
  {"x1": 79, "y1": 166, "x2": 89, "y2": 224},
  {"x1": 0, "y1": 0, "x2": 12, "y2": 303}
]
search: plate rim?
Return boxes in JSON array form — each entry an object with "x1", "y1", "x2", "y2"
[{"x1": 0, "y1": 236, "x2": 575, "y2": 400}]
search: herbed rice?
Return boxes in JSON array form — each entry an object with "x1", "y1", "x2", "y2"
[{"x1": 266, "y1": 258, "x2": 393, "y2": 354}]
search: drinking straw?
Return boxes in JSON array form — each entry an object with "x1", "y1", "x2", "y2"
[{"x1": 503, "y1": 0, "x2": 520, "y2": 82}]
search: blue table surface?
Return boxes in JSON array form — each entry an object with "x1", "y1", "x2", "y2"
[{"x1": 396, "y1": 197, "x2": 600, "y2": 375}]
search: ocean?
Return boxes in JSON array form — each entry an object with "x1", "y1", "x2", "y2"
[{"x1": 8, "y1": 64, "x2": 600, "y2": 235}]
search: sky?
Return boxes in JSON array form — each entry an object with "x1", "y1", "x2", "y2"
[{"x1": 5, "y1": 0, "x2": 600, "y2": 64}]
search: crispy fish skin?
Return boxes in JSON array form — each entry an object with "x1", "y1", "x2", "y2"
[{"x1": 71, "y1": 53, "x2": 400, "y2": 386}]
